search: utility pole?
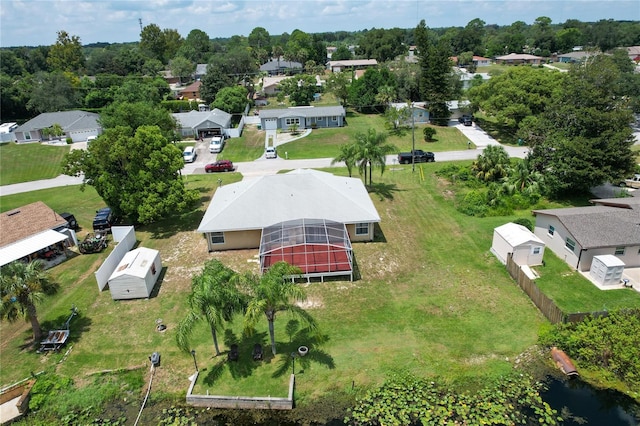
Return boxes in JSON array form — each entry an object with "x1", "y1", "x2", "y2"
[
  {"x1": 411, "y1": 103, "x2": 415, "y2": 172},
  {"x1": 139, "y1": 18, "x2": 143, "y2": 32}
]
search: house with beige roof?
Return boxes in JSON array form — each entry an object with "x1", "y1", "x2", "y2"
[
  {"x1": 327, "y1": 59, "x2": 378, "y2": 73},
  {"x1": 0, "y1": 201, "x2": 74, "y2": 268},
  {"x1": 494, "y1": 53, "x2": 544, "y2": 65}
]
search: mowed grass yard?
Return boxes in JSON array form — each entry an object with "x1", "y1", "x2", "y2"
[
  {"x1": 0, "y1": 142, "x2": 70, "y2": 185},
  {"x1": 223, "y1": 110, "x2": 473, "y2": 162},
  {"x1": 1, "y1": 163, "x2": 551, "y2": 403}
]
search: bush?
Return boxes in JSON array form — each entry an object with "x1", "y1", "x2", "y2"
[
  {"x1": 513, "y1": 218, "x2": 533, "y2": 231},
  {"x1": 66, "y1": 137, "x2": 73, "y2": 144},
  {"x1": 423, "y1": 127, "x2": 437, "y2": 141}
]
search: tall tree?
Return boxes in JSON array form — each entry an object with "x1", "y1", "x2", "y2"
[
  {"x1": 162, "y1": 28, "x2": 184, "y2": 63},
  {"x1": 62, "y1": 124, "x2": 198, "y2": 224},
  {"x1": 248, "y1": 27, "x2": 271, "y2": 52},
  {"x1": 140, "y1": 24, "x2": 166, "y2": 63},
  {"x1": 47, "y1": 30, "x2": 85, "y2": 73},
  {"x1": 177, "y1": 29, "x2": 212, "y2": 63},
  {"x1": 417, "y1": 21, "x2": 455, "y2": 126},
  {"x1": 526, "y1": 54, "x2": 636, "y2": 196},
  {"x1": 176, "y1": 260, "x2": 245, "y2": 356},
  {"x1": 279, "y1": 74, "x2": 317, "y2": 106},
  {"x1": 0, "y1": 260, "x2": 60, "y2": 342},
  {"x1": 326, "y1": 71, "x2": 351, "y2": 106},
  {"x1": 354, "y1": 128, "x2": 397, "y2": 185},
  {"x1": 199, "y1": 62, "x2": 233, "y2": 104},
  {"x1": 241, "y1": 262, "x2": 317, "y2": 356},
  {"x1": 212, "y1": 86, "x2": 248, "y2": 114},
  {"x1": 27, "y1": 71, "x2": 79, "y2": 113},
  {"x1": 169, "y1": 56, "x2": 195, "y2": 85}
]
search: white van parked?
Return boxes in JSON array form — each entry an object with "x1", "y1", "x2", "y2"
[{"x1": 209, "y1": 136, "x2": 224, "y2": 153}]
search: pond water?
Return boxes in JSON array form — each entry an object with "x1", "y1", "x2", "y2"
[{"x1": 541, "y1": 376, "x2": 640, "y2": 425}]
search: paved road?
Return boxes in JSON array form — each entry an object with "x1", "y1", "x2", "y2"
[{"x1": 0, "y1": 123, "x2": 528, "y2": 195}]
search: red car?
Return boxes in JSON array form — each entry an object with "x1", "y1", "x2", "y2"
[{"x1": 205, "y1": 160, "x2": 235, "y2": 173}]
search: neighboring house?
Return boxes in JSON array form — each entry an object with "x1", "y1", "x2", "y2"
[
  {"x1": 533, "y1": 205, "x2": 640, "y2": 272},
  {"x1": 327, "y1": 59, "x2": 378, "y2": 73},
  {"x1": 456, "y1": 70, "x2": 491, "y2": 90},
  {"x1": 13, "y1": 110, "x2": 102, "y2": 143},
  {"x1": 194, "y1": 63, "x2": 208, "y2": 80},
  {"x1": 0, "y1": 122, "x2": 18, "y2": 142},
  {"x1": 197, "y1": 169, "x2": 381, "y2": 281},
  {"x1": 494, "y1": 53, "x2": 544, "y2": 65},
  {"x1": 326, "y1": 46, "x2": 337, "y2": 59},
  {"x1": 0, "y1": 201, "x2": 74, "y2": 269},
  {"x1": 259, "y1": 106, "x2": 345, "y2": 131},
  {"x1": 390, "y1": 102, "x2": 429, "y2": 124},
  {"x1": 179, "y1": 80, "x2": 202, "y2": 100},
  {"x1": 623, "y1": 46, "x2": 640, "y2": 63},
  {"x1": 161, "y1": 70, "x2": 180, "y2": 85},
  {"x1": 451, "y1": 55, "x2": 491, "y2": 67},
  {"x1": 261, "y1": 75, "x2": 291, "y2": 96},
  {"x1": 491, "y1": 222, "x2": 545, "y2": 266},
  {"x1": 260, "y1": 58, "x2": 303, "y2": 76},
  {"x1": 173, "y1": 109, "x2": 232, "y2": 139},
  {"x1": 107, "y1": 247, "x2": 162, "y2": 300},
  {"x1": 556, "y1": 51, "x2": 594, "y2": 63}
]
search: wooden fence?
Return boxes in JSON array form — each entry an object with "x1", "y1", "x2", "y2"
[{"x1": 504, "y1": 254, "x2": 612, "y2": 324}]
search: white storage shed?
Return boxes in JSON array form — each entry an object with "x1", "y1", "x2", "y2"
[
  {"x1": 108, "y1": 247, "x2": 162, "y2": 300},
  {"x1": 491, "y1": 222, "x2": 545, "y2": 266},
  {"x1": 589, "y1": 255, "x2": 625, "y2": 286}
]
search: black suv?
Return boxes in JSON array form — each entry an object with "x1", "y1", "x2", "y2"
[
  {"x1": 58, "y1": 212, "x2": 79, "y2": 230},
  {"x1": 459, "y1": 114, "x2": 473, "y2": 126},
  {"x1": 93, "y1": 207, "x2": 116, "y2": 232}
]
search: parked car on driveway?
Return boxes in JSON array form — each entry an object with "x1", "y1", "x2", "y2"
[
  {"x1": 205, "y1": 160, "x2": 235, "y2": 173},
  {"x1": 459, "y1": 114, "x2": 473, "y2": 126},
  {"x1": 265, "y1": 146, "x2": 277, "y2": 159},
  {"x1": 183, "y1": 146, "x2": 197, "y2": 163},
  {"x1": 209, "y1": 136, "x2": 224, "y2": 153}
]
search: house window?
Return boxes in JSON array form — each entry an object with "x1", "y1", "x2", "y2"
[
  {"x1": 565, "y1": 238, "x2": 576, "y2": 252},
  {"x1": 614, "y1": 247, "x2": 625, "y2": 255},
  {"x1": 25, "y1": 132, "x2": 31, "y2": 140},
  {"x1": 548, "y1": 225, "x2": 555, "y2": 236},
  {"x1": 532, "y1": 247, "x2": 541, "y2": 255},
  {"x1": 355, "y1": 223, "x2": 369, "y2": 236},
  {"x1": 210, "y1": 232, "x2": 225, "y2": 245},
  {"x1": 332, "y1": 116, "x2": 338, "y2": 122},
  {"x1": 285, "y1": 118, "x2": 300, "y2": 125}
]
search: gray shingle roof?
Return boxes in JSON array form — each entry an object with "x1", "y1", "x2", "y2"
[
  {"x1": 259, "y1": 106, "x2": 345, "y2": 120},
  {"x1": 260, "y1": 60, "x2": 302, "y2": 72},
  {"x1": 533, "y1": 206, "x2": 640, "y2": 248},
  {"x1": 172, "y1": 109, "x2": 232, "y2": 129},
  {"x1": 14, "y1": 110, "x2": 100, "y2": 133}
]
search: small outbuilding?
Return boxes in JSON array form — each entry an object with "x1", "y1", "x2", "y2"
[
  {"x1": 491, "y1": 222, "x2": 545, "y2": 266},
  {"x1": 589, "y1": 255, "x2": 625, "y2": 286},
  {"x1": 108, "y1": 247, "x2": 162, "y2": 300}
]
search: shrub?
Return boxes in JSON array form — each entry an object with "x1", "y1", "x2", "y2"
[
  {"x1": 513, "y1": 218, "x2": 533, "y2": 231},
  {"x1": 423, "y1": 127, "x2": 437, "y2": 141}
]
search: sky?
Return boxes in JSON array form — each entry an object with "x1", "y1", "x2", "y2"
[{"x1": 1, "y1": 0, "x2": 638, "y2": 48}]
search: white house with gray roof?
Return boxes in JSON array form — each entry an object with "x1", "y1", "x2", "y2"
[
  {"x1": 259, "y1": 106, "x2": 345, "y2": 131},
  {"x1": 197, "y1": 169, "x2": 380, "y2": 251},
  {"x1": 172, "y1": 109, "x2": 233, "y2": 139},
  {"x1": 13, "y1": 110, "x2": 102, "y2": 143},
  {"x1": 533, "y1": 205, "x2": 640, "y2": 271}
]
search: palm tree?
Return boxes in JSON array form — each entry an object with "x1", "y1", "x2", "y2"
[
  {"x1": 355, "y1": 128, "x2": 397, "y2": 185},
  {"x1": 0, "y1": 260, "x2": 59, "y2": 342},
  {"x1": 241, "y1": 262, "x2": 317, "y2": 356},
  {"x1": 176, "y1": 260, "x2": 245, "y2": 356},
  {"x1": 471, "y1": 145, "x2": 511, "y2": 182},
  {"x1": 502, "y1": 159, "x2": 545, "y2": 196},
  {"x1": 331, "y1": 142, "x2": 359, "y2": 177}
]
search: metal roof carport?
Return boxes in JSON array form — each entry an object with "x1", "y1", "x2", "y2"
[{"x1": 0, "y1": 229, "x2": 69, "y2": 267}]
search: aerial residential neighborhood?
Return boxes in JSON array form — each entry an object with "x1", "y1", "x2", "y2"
[{"x1": 1, "y1": 5, "x2": 639, "y2": 424}]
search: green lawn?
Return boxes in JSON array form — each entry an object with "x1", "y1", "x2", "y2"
[
  {"x1": 226, "y1": 107, "x2": 473, "y2": 162},
  {"x1": 2, "y1": 117, "x2": 639, "y2": 406},
  {"x1": 0, "y1": 164, "x2": 547, "y2": 400},
  {"x1": 0, "y1": 142, "x2": 70, "y2": 185}
]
